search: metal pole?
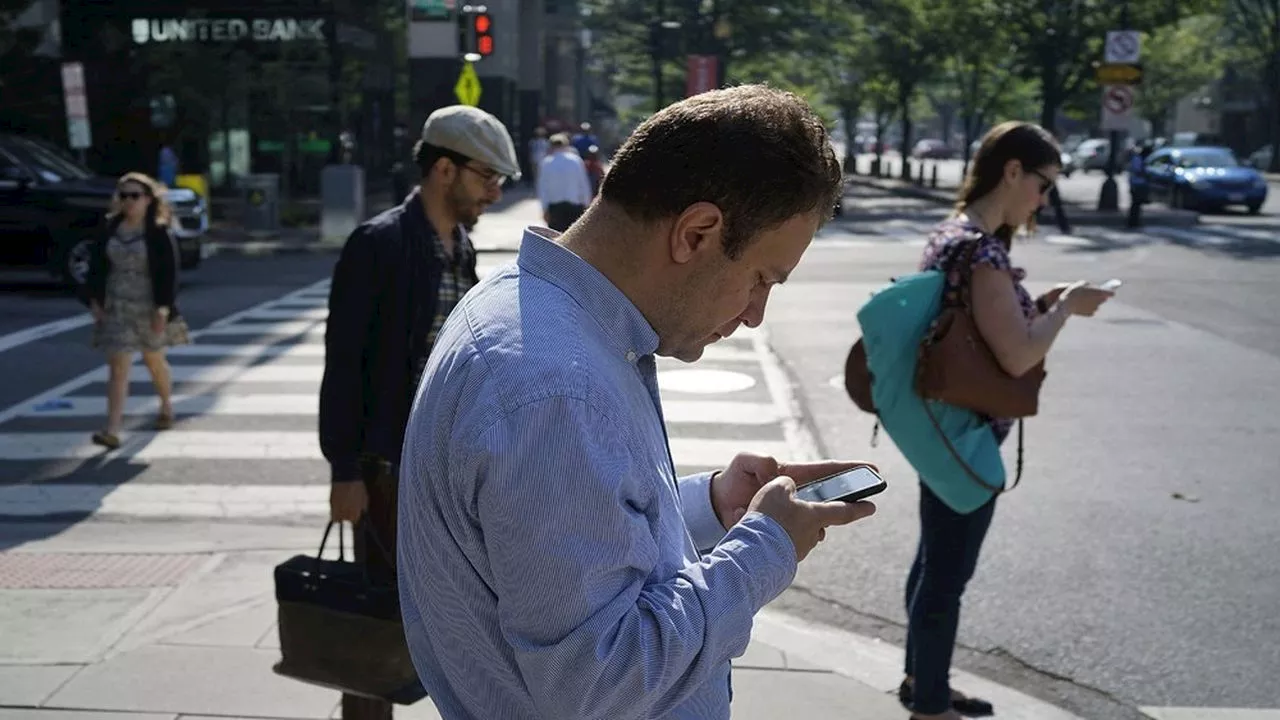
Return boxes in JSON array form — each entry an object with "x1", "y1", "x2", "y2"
[{"x1": 1098, "y1": 1, "x2": 1129, "y2": 212}]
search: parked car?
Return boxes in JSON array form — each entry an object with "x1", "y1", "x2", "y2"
[
  {"x1": 1143, "y1": 145, "x2": 1268, "y2": 214},
  {"x1": 0, "y1": 133, "x2": 206, "y2": 289},
  {"x1": 1073, "y1": 139, "x2": 1111, "y2": 172},
  {"x1": 911, "y1": 139, "x2": 953, "y2": 159}
]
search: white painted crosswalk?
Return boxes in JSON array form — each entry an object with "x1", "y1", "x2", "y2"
[
  {"x1": 818, "y1": 215, "x2": 1278, "y2": 251},
  {"x1": 0, "y1": 254, "x2": 803, "y2": 520}
]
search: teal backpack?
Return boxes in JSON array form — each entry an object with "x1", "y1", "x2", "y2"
[{"x1": 854, "y1": 268, "x2": 1021, "y2": 515}]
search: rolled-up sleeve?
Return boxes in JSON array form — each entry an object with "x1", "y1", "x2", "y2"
[{"x1": 473, "y1": 396, "x2": 796, "y2": 720}]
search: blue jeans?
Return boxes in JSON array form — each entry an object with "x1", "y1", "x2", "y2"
[{"x1": 903, "y1": 481, "x2": 997, "y2": 714}]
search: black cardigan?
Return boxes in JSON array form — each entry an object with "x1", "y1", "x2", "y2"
[
  {"x1": 85, "y1": 217, "x2": 182, "y2": 318},
  {"x1": 318, "y1": 189, "x2": 479, "y2": 482}
]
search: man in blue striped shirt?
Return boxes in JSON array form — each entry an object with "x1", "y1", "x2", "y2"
[{"x1": 399, "y1": 85, "x2": 877, "y2": 719}]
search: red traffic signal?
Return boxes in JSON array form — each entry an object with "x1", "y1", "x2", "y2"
[{"x1": 474, "y1": 13, "x2": 493, "y2": 56}]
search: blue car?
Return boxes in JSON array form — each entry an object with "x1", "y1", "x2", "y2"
[{"x1": 1143, "y1": 145, "x2": 1268, "y2": 214}]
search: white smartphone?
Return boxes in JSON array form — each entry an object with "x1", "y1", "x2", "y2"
[
  {"x1": 794, "y1": 466, "x2": 886, "y2": 504},
  {"x1": 1098, "y1": 278, "x2": 1123, "y2": 292}
]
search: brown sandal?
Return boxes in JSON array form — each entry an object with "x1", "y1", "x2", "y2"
[
  {"x1": 91, "y1": 431, "x2": 121, "y2": 450},
  {"x1": 155, "y1": 411, "x2": 174, "y2": 431}
]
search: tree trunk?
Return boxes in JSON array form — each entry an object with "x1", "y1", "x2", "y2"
[
  {"x1": 1039, "y1": 55, "x2": 1062, "y2": 135},
  {"x1": 898, "y1": 83, "x2": 914, "y2": 180},
  {"x1": 840, "y1": 100, "x2": 860, "y2": 171}
]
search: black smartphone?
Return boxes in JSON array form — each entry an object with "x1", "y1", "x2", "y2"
[{"x1": 793, "y1": 466, "x2": 886, "y2": 504}]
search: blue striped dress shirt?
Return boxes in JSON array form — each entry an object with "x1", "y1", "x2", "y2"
[{"x1": 398, "y1": 229, "x2": 799, "y2": 719}]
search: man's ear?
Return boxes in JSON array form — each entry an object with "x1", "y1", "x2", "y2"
[{"x1": 668, "y1": 202, "x2": 724, "y2": 265}]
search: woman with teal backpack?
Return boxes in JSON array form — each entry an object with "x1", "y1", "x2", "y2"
[{"x1": 885, "y1": 122, "x2": 1114, "y2": 719}]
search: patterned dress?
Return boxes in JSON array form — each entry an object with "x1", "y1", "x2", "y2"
[
  {"x1": 92, "y1": 226, "x2": 191, "y2": 353},
  {"x1": 919, "y1": 217, "x2": 1036, "y2": 442}
]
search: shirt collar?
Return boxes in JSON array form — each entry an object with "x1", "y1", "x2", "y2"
[{"x1": 517, "y1": 228, "x2": 660, "y2": 362}]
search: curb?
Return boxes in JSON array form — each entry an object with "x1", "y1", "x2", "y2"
[
  {"x1": 846, "y1": 176, "x2": 1202, "y2": 228},
  {"x1": 752, "y1": 322, "x2": 1087, "y2": 720},
  {"x1": 752, "y1": 610, "x2": 1086, "y2": 720}
]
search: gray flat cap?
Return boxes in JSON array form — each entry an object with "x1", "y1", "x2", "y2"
[{"x1": 421, "y1": 105, "x2": 521, "y2": 181}]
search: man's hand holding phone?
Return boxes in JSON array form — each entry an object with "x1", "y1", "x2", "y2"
[{"x1": 749, "y1": 475, "x2": 877, "y2": 561}]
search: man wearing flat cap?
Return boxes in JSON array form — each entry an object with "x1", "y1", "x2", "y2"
[{"x1": 317, "y1": 105, "x2": 519, "y2": 720}]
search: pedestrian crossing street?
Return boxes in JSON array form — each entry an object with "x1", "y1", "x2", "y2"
[
  {"x1": 0, "y1": 254, "x2": 806, "y2": 521},
  {"x1": 817, "y1": 217, "x2": 1279, "y2": 251}
]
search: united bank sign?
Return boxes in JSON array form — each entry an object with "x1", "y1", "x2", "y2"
[{"x1": 131, "y1": 18, "x2": 327, "y2": 44}]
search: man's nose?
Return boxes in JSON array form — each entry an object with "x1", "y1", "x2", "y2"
[{"x1": 740, "y1": 289, "x2": 771, "y2": 328}]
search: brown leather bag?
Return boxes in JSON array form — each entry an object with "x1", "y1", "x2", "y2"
[
  {"x1": 844, "y1": 338, "x2": 876, "y2": 413},
  {"x1": 915, "y1": 239, "x2": 1046, "y2": 419}
]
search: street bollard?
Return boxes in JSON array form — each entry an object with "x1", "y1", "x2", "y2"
[
  {"x1": 916, "y1": 162, "x2": 925, "y2": 186},
  {"x1": 931, "y1": 164, "x2": 939, "y2": 189}
]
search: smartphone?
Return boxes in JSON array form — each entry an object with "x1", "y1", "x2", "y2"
[
  {"x1": 794, "y1": 466, "x2": 886, "y2": 504},
  {"x1": 1098, "y1": 278, "x2": 1123, "y2": 291}
]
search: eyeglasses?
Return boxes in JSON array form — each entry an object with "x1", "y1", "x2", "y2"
[
  {"x1": 461, "y1": 164, "x2": 507, "y2": 189},
  {"x1": 117, "y1": 191, "x2": 146, "y2": 201},
  {"x1": 1029, "y1": 169, "x2": 1055, "y2": 195}
]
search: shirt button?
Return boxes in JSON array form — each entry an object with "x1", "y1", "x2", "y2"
[{"x1": 625, "y1": 350, "x2": 637, "y2": 363}]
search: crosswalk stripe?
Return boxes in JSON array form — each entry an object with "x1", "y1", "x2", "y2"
[
  {"x1": 200, "y1": 322, "x2": 325, "y2": 336},
  {"x1": 0, "y1": 430, "x2": 788, "y2": 466},
  {"x1": 99, "y1": 364, "x2": 326, "y2": 384},
  {"x1": 0, "y1": 483, "x2": 328, "y2": 519},
  {"x1": 167, "y1": 344, "x2": 326, "y2": 357},
  {"x1": 239, "y1": 307, "x2": 330, "y2": 321},
  {"x1": 1155, "y1": 226, "x2": 1235, "y2": 245},
  {"x1": 20, "y1": 395, "x2": 780, "y2": 424}
]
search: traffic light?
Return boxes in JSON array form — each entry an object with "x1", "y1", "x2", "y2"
[{"x1": 473, "y1": 12, "x2": 493, "y2": 57}]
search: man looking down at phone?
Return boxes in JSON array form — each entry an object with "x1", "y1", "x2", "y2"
[{"x1": 397, "y1": 84, "x2": 878, "y2": 720}]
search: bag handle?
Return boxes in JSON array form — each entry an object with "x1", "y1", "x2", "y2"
[
  {"x1": 921, "y1": 398, "x2": 1023, "y2": 494},
  {"x1": 312, "y1": 517, "x2": 395, "y2": 583},
  {"x1": 315, "y1": 520, "x2": 347, "y2": 561}
]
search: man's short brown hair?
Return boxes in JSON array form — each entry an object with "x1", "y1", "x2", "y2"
[{"x1": 599, "y1": 84, "x2": 842, "y2": 260}]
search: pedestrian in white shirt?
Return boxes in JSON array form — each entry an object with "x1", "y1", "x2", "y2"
[{"x1": 538, "y1": 133, "x2": 593, "y2": 231}]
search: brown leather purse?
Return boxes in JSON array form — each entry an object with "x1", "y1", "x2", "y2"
[{"x1": 914, "y1": 238, "x2": 1046, "y2": 419}]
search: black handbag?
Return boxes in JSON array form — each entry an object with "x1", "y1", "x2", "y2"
[{"x1": 272, "y1": 521, "x2": 426, "y2": 705}]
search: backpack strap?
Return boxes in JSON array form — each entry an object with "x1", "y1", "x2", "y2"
[{"x1": 921, "y1": 398, "x2": 1023, "y2": 493}]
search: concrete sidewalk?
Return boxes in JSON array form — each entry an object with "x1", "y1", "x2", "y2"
[
  {"x1": 0, "y1": 520, "x2": 1082, "y2": 720},
  {"x1": 204, "y1": 186, "x2": 539, "y2": 258}
]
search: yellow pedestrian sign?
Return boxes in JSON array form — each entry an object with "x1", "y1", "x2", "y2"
[{"x1": 455, "y1": 62, "x2": 481, "y2": 107}]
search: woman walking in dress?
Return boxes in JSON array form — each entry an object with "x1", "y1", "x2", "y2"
[{"x1": 85, "y1": 172, "x2": 190, "y2": 450}]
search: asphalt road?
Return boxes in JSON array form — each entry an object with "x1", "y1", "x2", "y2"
[
  {"x1": 770, "y1": 189, "x2": 1280, "y2": 717},
  {"x1": 1, "y1": 193, "x2": 1277, "y2": 718}
]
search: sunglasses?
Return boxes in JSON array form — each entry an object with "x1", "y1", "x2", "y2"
[
  {"x1": 117, "y1": 191, "x2": 147, "y2": 201},
  {"x1": 1029, "y1": 169, "x2": 1054, "y2": 195}
]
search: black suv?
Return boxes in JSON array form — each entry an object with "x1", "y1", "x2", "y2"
[{"x1": 0, "y1": 134, "x2": 206, "y2": 289}]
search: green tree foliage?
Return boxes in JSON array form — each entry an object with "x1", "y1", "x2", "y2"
[
  {"x1": 1136, "y1": 14, "x2": 1226, "y2": 136},
  {"x1": 1223, "y1": 0, "x2": 1280, "y2": 169}
]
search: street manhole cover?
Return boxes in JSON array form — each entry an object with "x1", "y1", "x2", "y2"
[{"x1": 0, "y1": 553, "x2": 207, "y2": 589}]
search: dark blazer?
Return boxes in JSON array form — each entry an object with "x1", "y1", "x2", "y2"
[
  {"x1": 318, "y1": 189, "x2": 479, "y2": 483},
  {"x1": 85, "y1": 216, "x2": 182, "y2": 318}
]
